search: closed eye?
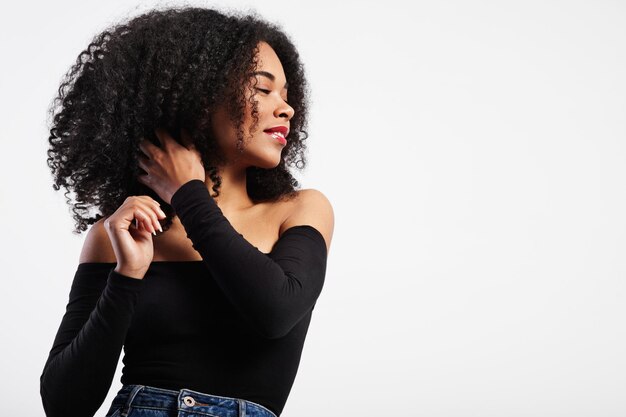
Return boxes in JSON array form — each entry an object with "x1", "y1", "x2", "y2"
[{"x1": 256, "y1": 88, "x2": 289, "y2": 104}]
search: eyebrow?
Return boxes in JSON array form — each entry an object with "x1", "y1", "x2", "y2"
[{"x1": 253, "y1": 71, "x2": 289, "y2": 89}]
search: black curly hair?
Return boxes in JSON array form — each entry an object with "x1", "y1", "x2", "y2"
[{"x1": 46, "y1": 5, "x2": 311, "y2": 234}]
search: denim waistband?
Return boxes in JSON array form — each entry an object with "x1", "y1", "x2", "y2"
[{"x1": 110, "y1": 384, "x2": 278, "y2": 417}]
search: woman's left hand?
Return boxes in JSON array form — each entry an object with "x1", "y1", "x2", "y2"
[{"x1": 137, "y1": 128, "x2": 205, "y2": 205}]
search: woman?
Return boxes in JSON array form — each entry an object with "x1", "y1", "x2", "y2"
[{"x1": 40, "y1": 6, "x2": 334, "y2": 417}]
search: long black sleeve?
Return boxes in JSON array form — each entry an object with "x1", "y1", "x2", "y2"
[
  {"x1": 40, "y1": 265, "x2": 145, "y2": 417},
  {"x1": 170, "y1": 179, "x2": 328, "y2": 339}
]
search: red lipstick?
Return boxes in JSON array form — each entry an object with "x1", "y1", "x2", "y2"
[{"x1": 263, "y1": 125, "x2": 289, "y2": 145}]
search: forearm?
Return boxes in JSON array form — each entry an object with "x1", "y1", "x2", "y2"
[
  {"x1": 171, "y1": 180, "x2": 327, "y2": 339},
  {"x1": 40, "y1": 268, "x2": 144, "y2": 417}
]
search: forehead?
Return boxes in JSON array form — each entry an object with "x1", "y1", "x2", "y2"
[{"x1": 255, "y1": 41, "x2": 285, "y2": 77}]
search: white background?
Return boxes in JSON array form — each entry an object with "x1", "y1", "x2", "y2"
[{"x1": 1, "y1": 0, "x2": 625, "y2": 416}]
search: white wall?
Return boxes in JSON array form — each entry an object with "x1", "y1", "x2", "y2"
[{"x1": 1, "y1": 0, "x2": 625, "y2": 415}]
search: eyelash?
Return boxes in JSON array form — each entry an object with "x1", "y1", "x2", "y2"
[{"x1": 256, "y1": 88, "x2": 289, "y2": 104}]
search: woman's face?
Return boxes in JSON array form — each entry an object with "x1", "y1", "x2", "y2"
[{"x1": 211, "y1": 41, "x2": 294, "y2": 169}]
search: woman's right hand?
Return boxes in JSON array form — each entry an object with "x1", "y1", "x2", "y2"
[{"x1": 103, "y1": 196, "x2": 166, "y2": 279}]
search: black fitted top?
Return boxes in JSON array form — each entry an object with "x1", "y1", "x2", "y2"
[{"x1": 39, "y1": 179, "x2": 328, "y2": 417}]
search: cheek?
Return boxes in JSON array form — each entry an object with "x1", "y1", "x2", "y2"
[
  {"x1": 211, "y1": 108, "x2": 236, "y2": 144},
  {"x1": 245, "y1": 97, "x2": 267, "y2": 128}
]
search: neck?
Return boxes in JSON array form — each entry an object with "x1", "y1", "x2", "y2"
[{"x1": 204, "y1": 164, "x2": 254, "y2": 213}]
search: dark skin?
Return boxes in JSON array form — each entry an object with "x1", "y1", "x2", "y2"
[
  {"x1": 101, "y1": 41, "x2": 333, "y2": 279},
  {"x1": 137, "y1": 127, "x2": 205, "y2": 207},
  {"x1": 102, "y1": 128, "x2": 203, "y2": 279}
]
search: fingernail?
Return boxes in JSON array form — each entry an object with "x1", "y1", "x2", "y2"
[
  {"x1": 153, "y1": 230, "x2": 156, "y2": 236},
  {"x1": 158, "y1": 224, "x2": 163, "y2": 233}
]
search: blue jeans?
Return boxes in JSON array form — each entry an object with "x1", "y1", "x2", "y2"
[{"x1": 105, "y1": 384, "x2": 278, "y2": 417}]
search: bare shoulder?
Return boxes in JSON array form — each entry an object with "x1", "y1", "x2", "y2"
[
  {"x1": 78, "y1": 218, "x2": 117, "y2": 264},
  {"x1": 280, "y1": 189, "x2": 334, "y2": 254}
]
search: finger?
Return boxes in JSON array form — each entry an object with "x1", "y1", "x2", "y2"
[
  {"x1": 180, "y1": 128, "x2": 195, "y2": 149},
  {"x1": 154, "y1": 127, "x2": 172, "y2": 150},
  {"x1": 134, "y1": 208, "x2": 156, "y2": 235},
  {"x1": 138, "y1": 138, "x2": 160, "y2": 158},
  {"x1": 137, "y1": 172, "x2": 153, "y2": 188},
  {"x1": 137, "y1": 201, "x2": 163, "y2": 233},
  {"x1": 134, "y1": 209, "x2": 154, "y2": 235},
  {"x1": 135, "y1": 195, "x2": 160, "y2": 207},
  {"x1": 153, "y1": 202, "x2": 167, "y2": 220},
  {"x1": 136, "y1": 218, "x2": 147, "y2": 234},
  {"x1": 137, "y1": 154, "x2": 152, "y2": 173},
  {"x1": 132, "y1": 212, "x2": 149, "y2": 237},
  {"x1": 135, "y1": 196, "x2": 166, "y2": 219}
]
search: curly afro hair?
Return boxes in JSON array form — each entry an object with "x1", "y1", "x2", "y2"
[{"x1": 46, "y1": 6, "x2": 311, "y2": 234}]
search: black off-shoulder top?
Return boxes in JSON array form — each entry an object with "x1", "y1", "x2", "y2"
[{"x1": 40, "y1": 179, "x2": 328, "y2": 417}]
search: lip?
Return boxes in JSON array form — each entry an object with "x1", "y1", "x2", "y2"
[
  {"x1": 263, "y1": 125, "x2": 289, "y2": 146},
  {"x1": 265, "y1": 130, "x2": 287, "y2": 145}
]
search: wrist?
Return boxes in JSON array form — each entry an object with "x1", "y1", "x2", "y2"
[
  {"x1": 114, "y1": 265, "x2": 147, "y2": 280},
  {"x1": 171, "y1": 179, "x2": 208, "y2": 208}
]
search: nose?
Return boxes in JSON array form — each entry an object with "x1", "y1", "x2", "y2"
[{"x1": 274, "y1": 99, "x2": 294, "y2": 121}]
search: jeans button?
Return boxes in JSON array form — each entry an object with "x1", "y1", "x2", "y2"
[{"x1": 183, "y1": 396, "x2": 196, "y2": 407}]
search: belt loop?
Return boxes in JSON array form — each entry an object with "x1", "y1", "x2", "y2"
[
  {"x1": 120, "y1": 385, "x2": 144, "y2": 417},
  {"x1": 238, "y1": 398, "x2": 247, "y2": 417}
]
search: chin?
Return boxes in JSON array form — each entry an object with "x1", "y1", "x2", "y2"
[
  {"x1": 242, "y1": 140, "x2": 284, "y2": 168},
  {"x1": 252, "y1": 156, "x2": 282, "y2": 169}
]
